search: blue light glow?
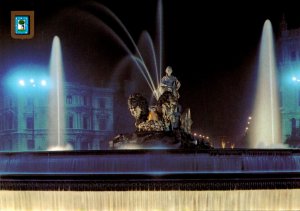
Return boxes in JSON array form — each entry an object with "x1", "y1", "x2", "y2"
[
  {"x1": 292, "y1": 76, "x2": 300, "y2": 82},
  {"x1": 41, "y1": 80, "x2": 47, "y2": 86},
  {"x1": 18, "y1": 78, "x2": 48, "y2": 88},
  {"x1": 18, "y1": 79, "x2": 25, "y2": 86},
  {"x1": 4, "y1": 64, "x2": 49, "y2": 92}
]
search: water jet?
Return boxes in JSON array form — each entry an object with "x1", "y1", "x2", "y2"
[
  {"x1": 249, "y1": 19, "x2": 283, "y2": 148},
  {"x1": 47, "y1": 36, "x2": 70, "y2": 150},
  {"x1": 0, "y1": 3, "x2": 299, "y2": 211}
]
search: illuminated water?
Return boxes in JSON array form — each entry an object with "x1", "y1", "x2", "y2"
[
  {"x1": 105, "y1": 0, "x2": 164, "y2": 99},
  {"x1": 1, "y1": 8, "x2": 295, "y2": 211},
  {"x1": 249, "y1": 20, "x2": 282, "y2": 148},
  {"x1": 48, "y1": 36, "x2": 67, "y2": 150},
  {"x1": 0, "y1": 190, "x2": 299, "y2": 211}
]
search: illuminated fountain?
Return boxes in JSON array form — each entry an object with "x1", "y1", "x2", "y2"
[
  {"x1": 47, "y1": 36, "x2": 71, "y2": 150},
  {"x1": 1, "y1": 4, "x2": 300, "y2": 211},
  {"x1": 89, "y1": 0, "x2": 201, "y2": 148},
  {"x1": 99, "y1": 0, "x2": 164, "y2": 101},
  {"x1": 80, "y1": 0, "x2": 164, "y2": 100},
  {"x1": 249, "y1": 19, "x2": 283, "y2": 148}
]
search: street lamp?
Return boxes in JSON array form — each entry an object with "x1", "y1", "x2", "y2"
[{"x1": 292, "y1": 76, "x2": 300, "y2": 82}]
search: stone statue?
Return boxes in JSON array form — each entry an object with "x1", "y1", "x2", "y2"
[
  {"x1": 157, "y1": 91, "x2": 181, "y2": 131},
  {"x1": 109, "y1": 65, "x2": 213, "y2": 149},
  {"x1": 128, "y1": 93, "x2": 164, "y2": 132},
  {"x1": 128, "y1": 93, "x2": 149, "y2": 128},
  {"x1": 160, "y1": 66, "x2": 181, "y2": 99},
  {"x1": 180, "y1": 108, "x2": 193, "y2": 134}
]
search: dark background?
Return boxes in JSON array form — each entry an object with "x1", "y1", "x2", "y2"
[{"x1": 0, "y1": 0, "x2": 299, "y2": 144}]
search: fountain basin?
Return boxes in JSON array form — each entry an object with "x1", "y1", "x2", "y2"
[{"x1": 0, "y1": 149, "x2": 300, "y2": 190}]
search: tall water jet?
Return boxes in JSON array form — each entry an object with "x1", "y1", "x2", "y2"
[
  {"x1": 48, "y1": 36, "x2": 66, "y2": 150},
  {"x1": 249, "y1": 20, "x2": 282, "y2": 148}
]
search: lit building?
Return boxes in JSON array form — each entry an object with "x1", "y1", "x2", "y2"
[
  {"x1": 0, "y1": 82, "x2": 114, "y2": 151},
  {"x1": 278, "y1": 16, "x2": 300, "y2": 147}
]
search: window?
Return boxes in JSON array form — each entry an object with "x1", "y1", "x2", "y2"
[
  {"x1": 98, "y1": 98, "x2": 105, "y2": 109},
  {"x1": 66, "y1": 95, "x2": 72, "y2": 104},
  {"x1": 3, "y1": 140, "x2": 12, "y2": 151},
  {"x1": 298, "y1": 90, "x2": 300, "y2": 106},
  {"x1": 291, "y1": 51, "x2": 296, "y2": 61},
  {"x1": 0, "y1": 141, "x2": 4, "y2": 150},
  {"x1": 291, "y1": 118, "x2": 298, "y2": 136},
  {"x1": 27, "y1": 97, "x2": 34, "y2": 106},
  {"x1": 68, "y1": 115, "x2": 73, "y2": 128},
  {"x1": 80, "y1": 141, "x2": 91, "y2": 150},
  {"x1": 83, "y1": 116, "x2": 88, "y2": 129},
  {"x1": 6, "y1": 112, "x2": 13, "y2": 130},
  {"x1": 9, "y1": 98, "x2": 13, "y2": 108},
  {"x1": 99, "y1": 119, "x2": 107, "y2": 130},
  {"x1": 27, "y1": 139, "x2": 35, "y2": 150},
  {"x1": 26, "y1": 117, "x2": 34, "y2": 129},
  {"x1": 83, "y1": 95, "x2": 88, "y2": 106}
]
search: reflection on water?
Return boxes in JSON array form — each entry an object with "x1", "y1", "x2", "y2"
[{"x1": 0, "y1": 190, "x2": 299, "y2": 210}]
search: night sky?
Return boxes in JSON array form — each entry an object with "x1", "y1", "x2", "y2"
[{"x1": 1, "y1": 0, "x2": 300, "y2": 144}]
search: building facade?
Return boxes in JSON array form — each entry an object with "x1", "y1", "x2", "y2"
[
  {"x1": 0, "y1": 82, "x2": 114, "y2": 151},
  {"x1": 278, "y1": 17, "x2": 300, "y2": 147}
]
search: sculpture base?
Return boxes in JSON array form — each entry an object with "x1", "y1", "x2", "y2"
[{"x1": 109, "y1": 130, "x2": 213, "y2": 149}]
